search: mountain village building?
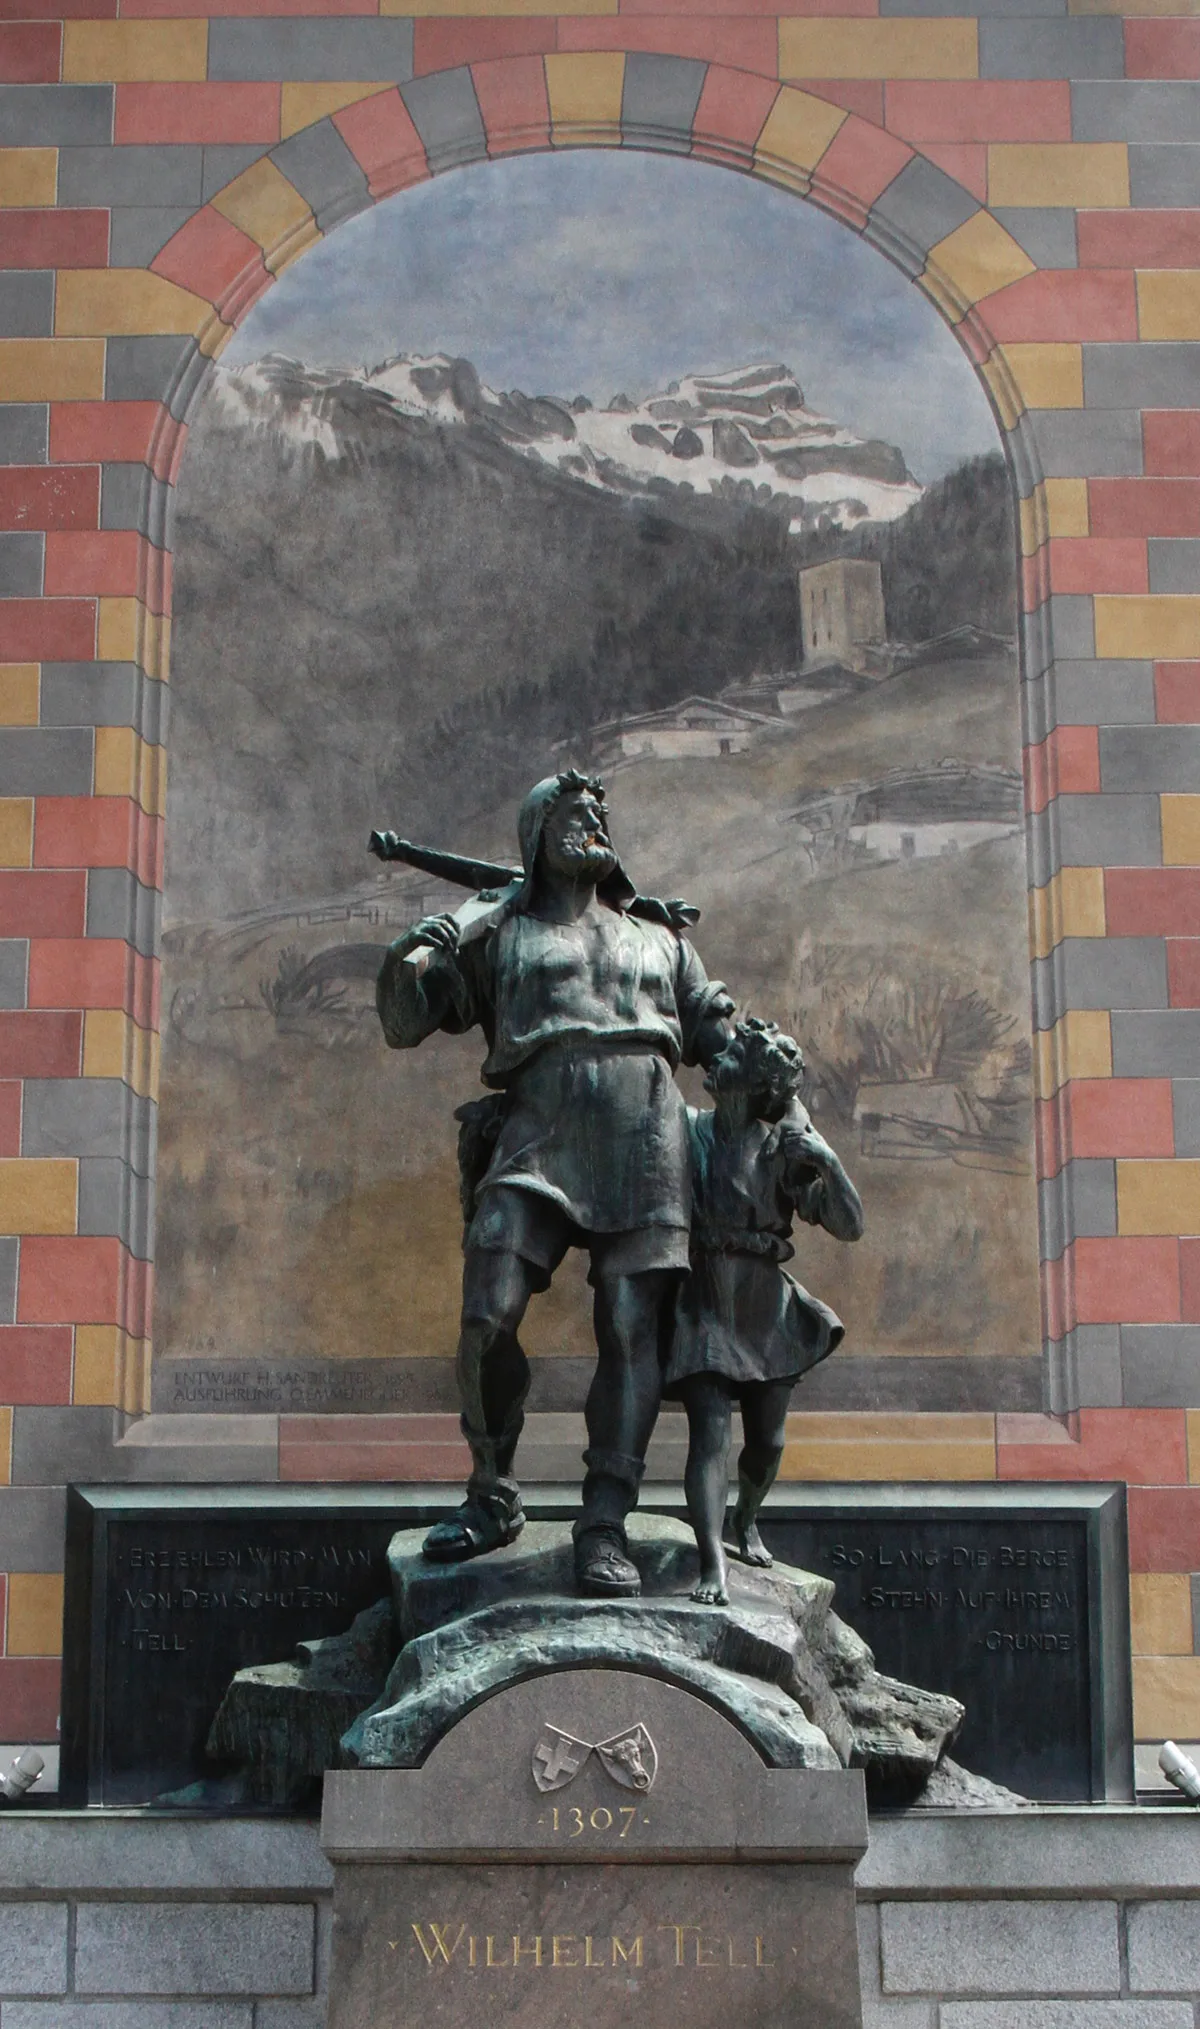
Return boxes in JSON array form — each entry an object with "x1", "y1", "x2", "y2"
[{"x1": 799, "y1": 557, "x2": 887, "y2": 671}]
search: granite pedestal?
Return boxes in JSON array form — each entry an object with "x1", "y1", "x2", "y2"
[{"x1": 321, "y1": 1667, "x2": 868, "y2": 2029}]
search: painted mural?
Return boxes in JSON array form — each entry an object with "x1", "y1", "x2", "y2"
[{"x1": 155, "y1": 149, "x2": 1040, "y2": 1416}]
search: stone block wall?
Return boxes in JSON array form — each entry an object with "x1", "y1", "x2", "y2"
[{"x1": 1, "y1": 0, "x2": 1200, "y2": 1773}]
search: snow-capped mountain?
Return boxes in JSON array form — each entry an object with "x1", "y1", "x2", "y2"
[{"x1": 208, "y1": 353, "x2": 923, "y2": 532}]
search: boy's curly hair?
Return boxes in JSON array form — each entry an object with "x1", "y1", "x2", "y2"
[{"x1": 711, "y1": 1016, "x2": 806, "y2": 1113}]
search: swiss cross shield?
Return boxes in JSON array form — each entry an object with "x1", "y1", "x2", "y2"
[
  {"x1": 531, "y1": 1724, "x2": 591, "y2": 1793},
  {"x1": 595, "y1": 1723, "x2": 658, "y2": 1793}
]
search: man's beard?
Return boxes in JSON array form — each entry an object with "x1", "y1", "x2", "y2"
[{"x1": 552, "y1": 838, "x2": 618, "y2": 883}]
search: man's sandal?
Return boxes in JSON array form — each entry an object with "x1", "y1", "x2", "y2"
[
  {"x1": 573, "y1": 1522, "x2": 641, "y2": 1598},
  {"x1": 422, "y1": 1487, "x2": 525, "y2": 1564}
]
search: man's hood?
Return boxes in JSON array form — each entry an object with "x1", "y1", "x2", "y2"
[{"x1": 516, "y1": 774, "x2": 636, "y2": 913}]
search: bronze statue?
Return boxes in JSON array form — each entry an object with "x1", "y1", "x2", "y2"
[
  {"x1": 373, "y1": 770, "x2": 734, "y2": 1598},
  {"x1": 664, "y1": 1019, "x2": 863, "y2": 1606}
]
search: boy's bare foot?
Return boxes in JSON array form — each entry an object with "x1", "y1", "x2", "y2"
[
  {"x1": 729, "y1": 1514, "x2": 774, "y2": 1567},
  {"x1": 691, "y1": 1544, "x2": 729, "y2": 1605}
]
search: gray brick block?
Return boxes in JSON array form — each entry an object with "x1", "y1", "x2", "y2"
[
  {"x1": 1027, "y1": 409, "x2": 1142, "y2": 478},
  {"x1": 1052, "y1": 660, "x2": 1156, "y2": 727},
  {"x1": 73, "y1": 1903, "x2": 315, "y2": 1997},
  {"x1": 1085, "y1": 344, "x2": 1200, "y2": 413},
  {"x1": 78, "y1": 1158, "x2": 154, "y2": 1259},
  {"x1": 981, "y1": 17, "x2": 1122, "y2": 77},
  {"x1": 0, "y1": 533, "x2": 43, "y2": 597},
  {"x1": 868, "y1": 158, "x2": 978, "y2": 275},
  {"x1": 880, "y1": 1899, "x2": 1120, "y2": 1996},
  {"x1": 941, "y1": 2005, "x2": 1195, "y2": 2027},
  {"x1": 1130, "y1": 147, "x2": 1200, "y2": 209},
  {"x1": 1048, "y1": 594, "x2": 1094, "y2": 661},
  {"x1": 1128, "y1": 1900, "x2": 1200, "y2": 1992},
  {"x1": 5, "y1": 2006, "x2": 253, "y2": 2028},
  {"x1": 0, "y1": 940, "x2": 26, "y2": 1010},
  {"x1": 400, "y1": 69, "x2": 486, "y2": 174},
  {"x1": 22, "y1": 1080, "x2": 155, "y2": 1175},
  {"x1": 992, "y1": 207, "x2": 1076, "y2": 269},
  {"x1": 202, "y1": 144, "x2": 270, "y2": 201},
  {"x1": 0, "y1": 728, "x2": 92, "y2": 798},
  {"x1": 0, "y1": 272, "x2": 54, "y2": 340},
  {"x1": 105, "y1": 335, "x2": 198, "y2": 411},
  {"x1": 0, "y1": 1487, "x2": 66, "y2": 1569},
  {"x1": 270, "y1": 121, "x2": 369, "y2": 232},
  {"x1": 0, "y1": 85, "x2": 112, "y2": 146},
  {"x1": 100, "y1": 466, "x2": 174, "y2": 550},
  {"x1": 1040, "y1": 1159, "x2": 1115, "y2": 1260},
  {"x1": 1047, "y1": 1323, "x2": 1123, "y2": 1412},
  {"x1": 1036, "y1": 935, "x2": 1167, "y2": 1016},
  {"x1": 1172, "y1": 1078, "x2": 1200, "y2": 1154},
  {"x1": 1149, "y1": 539, "x2": 1200, "y2": 597},
  {"x1": 108, "y1": 206, "x2": 195, "y2": 269},
  {"x1": 1101, "y1": 725, "x2": 1200, "y2": 793},
  {"x1": 0, "y1": 1903, "x2": 68, "y2": 1997},
  {"x1": 1113, "y1": 1009, "x2": 1200, "y2": 1076},
  {"x1": 0, "y1": 1235, "x2": 17, "y2": 1324},
  {"x1": 0, "y1": 405, "x2": 47, "y2": 465},
  {"x1": 884, "y1": 0, "x2": 1062, "y2": 11},
  {"x1": 41, "y1": 663, "x2": 166, "y2": 742},
  {"x1": 11, "y1": 1405, "x2": 128, "y2": 1485},
  {"x1": 1056, "y1": 792, "x2": 1162, "y2": 868},
  {"x1": 1074, "y1": 82, "x2": 1200, "y2": 146},
  {"x1": 1121, "y1": 1326, "x2": 1200, "y2": 1409},
  {"x1": 59, "y1": 144, "x2": 202, "y2": 207},
  {"x1": 209, "y1": 19, "x2": 413, "y2": 82},
  {"x1": 621, "y1": 52, "x2": 706, "y2": 153},
  {"x1": 85, "y1": 869, "x2": 162, "y2": 957}
]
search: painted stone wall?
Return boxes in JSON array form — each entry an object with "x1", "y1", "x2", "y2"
[{"x1": 0, "y1": 0, "x2": 1199, "y2": 1774}]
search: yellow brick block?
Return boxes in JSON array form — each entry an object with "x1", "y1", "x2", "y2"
[
  {"x1": 82, "y1": 1010, "x2": 158, "y2": 1099},
  {"x1": 211, "y1": 158, "x2": 319, "y2": 273},
  {"x1": 96, "y1": 601, "x2": 170, "y2": 680},
  {"x1": 281, "y1": 82, "x2": 391, "y2": 139},
  {"x1": 977, "y1": 350, "x2": 1023, "y2": 434},
  {"x1": 0, "y1": 339, "x2": 104, "y2": 402},
  {"x1": 1019, "y1": 486, "x2": 1048, "y2": 559},
  {"x1": 779, "y1": 18, "x2": 976, "y2": 79},
  {"x1": 1034, "y1": 1008, "x2": 1112, "y2": 1099},
  {"x1": 0, "y1": 800, "x2": 33, "y2": 868},
  {"x1": 929, "y1": 211, "x2": 1034, "y2": 311},
  {"x1": 1117, "y1": 1159, "x2": 1200, "y2": 1236},
  {"x1": 1139, "y1": 270, "x2": 1200, "y2": 342},
  {"x1": 73, "y1": 1325, "x2": 148, "y2": 1412},
  {"x1": 545, "y1": 53, "x2": 624, "y2": 143},
  {"x1": 1001, "y1": 343, "x2": 1084, "y2": 412},
  {"x1": 93, "y1": 727, "x2": 167, "y2": 815},
  {"x1": 63, "y1": 19, "x2": 207, "y2": 82},
  {"x1": 1163, "y1": 795, "x2": 1200, "y2": 868},
  {"x1": 0, "y1": 666, "x2": 39, "y2": 725},
  {"x1": 0, "y1": 149, "x2": 56, "y2": 208},
  {"x1": 1134, "y1": 1656, "x2": 1200, "y2": 1742},
  {"x1": 754, "y1": 88, "x2": 846, "y2": 188},
  {"x1": 1031, "y1": 866, "x2": 1106, "y2": 959},
  {"x1": 384, "y1": 0, "x2": 615, "y2": 10},
  {"x1": 988, "y1": 143, "x2": 1129, "y2": 210},
  {"x1": 1189, "y1": 1410, "x2": 1200, "y2": 1483},
  {"x1": 1131, "y1": 1573, "x2": 1194, "y2": 1658},
  {"x1": 56, "y1": 270, "x2": 211, "y2": 339},
  {"x1": 779, "y1": 1412, "x2": 996, "y2": 1482},
  {"x1": 1045, "y1": 477, "x2": 1090, "y2": 538},
  {"x1": 1095, "y1": 597, "x2": 1200, "y2": 662},
  {"x1": 0, "y1": 1160, "x2": 76, "y2": 1235},
  {"x1": 6, "y1": 1573, "x2": 64, "y2": 1659}
]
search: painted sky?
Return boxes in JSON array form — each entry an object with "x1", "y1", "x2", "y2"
[{"x1": 225, "y1": 150, "x2": 999, "y2": 482}]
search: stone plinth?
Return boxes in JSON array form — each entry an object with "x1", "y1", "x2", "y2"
[{"x1": 322, "y1": 1667, "x2": 868, "y2": 2029}]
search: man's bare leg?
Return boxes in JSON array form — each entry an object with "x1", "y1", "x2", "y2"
[
  {"x1": 422, "y1": 1246, "x2": 541, "y2": 1563},
  {"x1": 574, "y1": 1268, "x2": 676, "y2": 1596}
]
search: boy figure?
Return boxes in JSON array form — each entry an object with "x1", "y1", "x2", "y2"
[{"x1": 663, "y1": 1018, "x2": 864, "y2": 1605}]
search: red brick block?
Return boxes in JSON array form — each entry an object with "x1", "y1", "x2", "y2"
[
  {"x1": 18, "y1": 1235, "x2": 123, "y2": 1325},
  {"x1": 0, "y1": 1659, "x2": 61, "y2": 1738},
  {"x1": 1073, "y1": 1234, "x2": 1180, "y2": 1325},
  {"x1": 558, "y1": 16, "x2": 775, "y2": 69},
  {"x1": 1128, "y1": 1486, "x2": 1200, "y2": 1571},
  {"x1": 26, "y1": 939, "x2": 143, "y2": 1017},
  {"x1": 34, "y1": 797, "x2": 138, "y2": 873},
  {"x1": 0, "y1": 1083, "x2": 19, "y2": 1156},
  {"x1": 1079, "y1": 211, "x2": 1200, "y2": 272},
  {"x1": 982, "y1": 269, "x2": 1138, "y2": 342},
  {"x1": 1156, "y1": 662, "x2": 1200, "y2": 724},
  {"x1": 1168, "y1": 938, "x2": 1200, "y2": 1008},
  {"x1": 123, "y1": 1252, "x2": 151, "y2": 1338},
  {"x1": 116, "y1": 82, "x2": 280, "y2": 145},
  {"x1": 692, "y1": 64, "x2": 777, "y2": 159},
  {"x1": 414, "y1": 16, "x2": 553, "y2": 73},
  {"x1": 279, "y1": 1412, "x2": 467, "y2": 1483},
  {"x1": 885, "y1": 79, "x2": 1070, "y2": 143},
  {"x1": 152, "y1": 208, "x2": 268, "y2": 322},
  {"x1": 1126, "y1": 19, "x2": 1200, "y2": 80},
  {"x1": 1035, "y1": 1093, "x2": 1063, "y2": 1184},
  {"x1": 333, "y1": 87, "x2": 428, "y2": 196},
  {"x1": 800, "y1": 80, "x2": 883, "y2": 122},
  {"x1": 1024, "y1": 724, "x2": 1100, "y2": 813},
  {"x1": 631, "y1": 0, "x2": 871, "y2": 12},
  {"x1": 1090, "y1": 479, "x2": 1200, "y2": 540},
  {"x1": 1047, "y1": 536, "x2": 1147, "y2": 597},
  {"x1": 44, "y1": 530, "x2": 170, "y2": 615},
  {"x1": 125, "y1": 0, "x2": 368, "y2": 12},
  {"x1": 1106, "y1": 868, "x2": 1200, "y2": 938},
  {"x1": 0, "y1": 601, "x2": 94, "y2": 663},
  {"x1": 0, "y1": 1010, "x2": 82, "y2": 1079},
  {"x1": 0, "y1": 871, "x2": 85, "y2": 940},
  {"x1": 813, "y1": 114, "x2": 912, "y2": 210},
  {"x1": 1144, "y1": 413, "x2": 1200, "y2": 479},
  {"x1": 998, "y1": 1407, "x2": 1188, "y2": 1486},
  {"x1": 0, "y1": 0, "x2": 111, "y2": 14},
  {"x1": 0, "y1": 210, "x2": 107, "y2": 269},
  {"x1": 0, "y1": 467, "x2": 100, "y2": 533},
  {"x1": 0, "y1": 1327, "x2": 72, "y2": 1406},
  {"x1": 0, "y1": 22, "x2": 60, "y2": 81},
  {"x1": 925, "y1": 143, "x2": 987, "y2": 204},
  {"x1": 1066, "y1": 1077, "x2": 1175, "y2": 1160}
]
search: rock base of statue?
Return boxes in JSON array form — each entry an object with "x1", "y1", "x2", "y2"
[{"x1": 321, "y1": 1667, "x2": 869, "y2": 2029}]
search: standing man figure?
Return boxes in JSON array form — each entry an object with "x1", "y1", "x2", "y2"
[{"x1": 376, "y1": 770, "x2": 734, "y2": 1597}]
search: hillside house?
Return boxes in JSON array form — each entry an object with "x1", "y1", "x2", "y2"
[
  {"x1": 799, "y1": 557, "x2": 887, "y2": 671},
  {"x1": 585, "y1": 696, "x2": 775, "y2": 766}
]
